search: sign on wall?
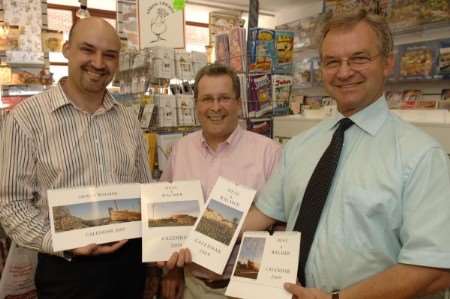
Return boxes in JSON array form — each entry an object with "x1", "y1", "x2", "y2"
[{"x1": 138, "y1": 0, "x2": 185, "y2": 49}]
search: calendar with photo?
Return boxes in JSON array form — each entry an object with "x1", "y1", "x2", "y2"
[
  {"x1": 48, "y1": 184, "x2": 141, "y2": 252},
  {"x1": 183, "y1": 177, "x2": 256, "y2": 274},
  {"x1": 226, "y1": 231, "x2": 301, "y2": 299},
  {"x1": 141, "y1": 180, "x2": 203, "y2": 262}
]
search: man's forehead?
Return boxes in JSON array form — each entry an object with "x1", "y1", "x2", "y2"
[
  {"x1": 70, "y1": 19, "x2": 120, "y2": 47},
  {"x1": 199, "y1": 74, "x2": 232, "y2": 83}
]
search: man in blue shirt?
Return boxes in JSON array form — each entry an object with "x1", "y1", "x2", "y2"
[{"x1": 244, "y1": 9, "x2": 450, "y2": 299}]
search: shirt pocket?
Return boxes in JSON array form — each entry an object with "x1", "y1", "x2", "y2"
[{"x1": 343, "y1": 186, "x2": 402, "y2": 251}]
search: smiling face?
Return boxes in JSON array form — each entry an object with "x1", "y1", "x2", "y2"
[
  {"x1": 63, "y1": 18, "x2": 120, "y2": 100},
  {"x1": 321, "y1": 21, "x2": 394, "y2": 116},
  {"x1": 195, "y1": 74, "x2": 241, "y2": 148}
]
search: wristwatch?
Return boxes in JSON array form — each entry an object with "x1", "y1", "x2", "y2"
[
  {"x1": 331, "y1": 290, "x2": 340, "y2": 299},
  {"x1": 63, "y1": 250, "x2": 74, "y2": 261}
]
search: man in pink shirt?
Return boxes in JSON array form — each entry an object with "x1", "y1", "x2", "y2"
[{"x1": 160, "y1": 64, "x2": 281, "y2": 299}]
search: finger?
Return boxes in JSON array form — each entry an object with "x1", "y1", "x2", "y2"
[
  {"x1": 166, "y1": 252, "x2": 178, "y2": 270},
  {"x1": 176, "y1": 249, "x2": 186, "y2": 267},
  {"x1": 162, "y1": 279, "x2": 169, "y2": 298},
  {"x1": 176, "y1": 281, "x2": 184, "y2": 299},
  {"x1": 161, "y1": 280, "x2": 169, "y2": 298},
  {"x1": 72, "y1": 243, "x2": 97, "y2": 256},
  {"x1": 177, "y1": 248, "x2": 192, "y2": 267},
  {"x1": 283, "y1": 282, "x2": 304, "y2": 296},
  {"x1": 185, "y1": 248, "x2": 192, "y2": 263},
  {"x1": 93, "y1": 240, "x2": 128, "y2": 255},
  {"x1": 167, "y1": 281, "x2": 175, "y2": 299}
]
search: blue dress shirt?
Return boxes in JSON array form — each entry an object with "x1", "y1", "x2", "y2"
[{"x1": 256, "y1": 96, "x2": 450, "y2": 291}]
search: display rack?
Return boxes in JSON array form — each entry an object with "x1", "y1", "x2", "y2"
[
  {"x1": 274, "y1": 1, "x2": 450, "y2": 124},
  {"x1": 0, "y1": 0, "x2": 52, "y2": 124}
]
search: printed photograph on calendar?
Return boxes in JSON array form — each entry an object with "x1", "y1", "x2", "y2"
[
  {"x1": 195, "y1": 199, "x2": 243, "y2": 246},
  {"x1": 233, "y1": 237, "x2": 266, "y2": 280},
  {"x1": 147, "y1": 200, "x2": 199, "y2": 228}
]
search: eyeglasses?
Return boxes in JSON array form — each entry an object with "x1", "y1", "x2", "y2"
[
  {"x1": 198, "y1": 95, "x2": 235, "y2": 105},
  {"x1": 321, "y1": 53, "x2": 382, "y2": 72}
]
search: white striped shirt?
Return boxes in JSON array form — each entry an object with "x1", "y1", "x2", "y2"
[{"x1": 0, "y1": 79, "x2": 152, "y2": 255}]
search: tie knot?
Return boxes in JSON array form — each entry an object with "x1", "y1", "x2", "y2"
[{"x1": 339, "y1": 118, "x2": 354, "y2": 132}]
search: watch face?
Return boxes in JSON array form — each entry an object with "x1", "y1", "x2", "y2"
[{"x1": 63, "y1": 250, "x2": 74, "y2": 260}]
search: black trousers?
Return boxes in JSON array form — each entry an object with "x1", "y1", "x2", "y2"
[{"x1": 35, "y1": 239, "x2": 145, "y2": 299}]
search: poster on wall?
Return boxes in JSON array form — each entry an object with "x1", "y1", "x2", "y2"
[{"x1": 138, "y1": 0, "x2": 185, "y2": 49}]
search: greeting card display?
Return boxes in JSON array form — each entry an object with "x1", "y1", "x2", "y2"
[
  {"x1": 272, "y1": 75, "x2": 293, "y2": 116},
  {"x1": 226, "y1": 231, "x2": 301, "y2": 299},
  {"x1": 48, "y1": 184, "x2": 141, "y2": 252},
  {"x1": 183, "y1": 177, "x2": 256, "y2": 274},
  {"x1": 141, "y1": 181, "x2": 203, "y2": 262}
]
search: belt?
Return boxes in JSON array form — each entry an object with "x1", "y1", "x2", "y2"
[{"x1": 196, "y1": 277, "x2": 230, "y2": 289}]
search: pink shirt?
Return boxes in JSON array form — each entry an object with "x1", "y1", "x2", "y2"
[
  {"x1": 161, "y1": 126, "x2": 281, "y2": 198},
  {"x1": 160, "y1": 126, "x2": 282, "y2": 279}
]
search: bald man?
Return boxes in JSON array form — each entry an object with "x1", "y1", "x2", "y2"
[{"x1": 0, "y1": 18, "x2": 152, "y2": 298}]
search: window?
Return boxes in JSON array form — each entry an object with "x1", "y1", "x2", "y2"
[{"x1": 185, "y1": 21, "x2": 209, "y2": 53}]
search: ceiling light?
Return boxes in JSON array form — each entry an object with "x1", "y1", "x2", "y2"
[{"x1": 76, "y1": 0, "x2": 90, "y2": 19}]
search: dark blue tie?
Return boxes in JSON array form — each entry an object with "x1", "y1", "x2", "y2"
[{"x1": 294, "y1": 118, "x2": 354, "y2": 286}]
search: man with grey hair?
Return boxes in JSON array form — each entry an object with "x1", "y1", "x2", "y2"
[
  {"x1": 168, "y1": 9, "x2": 450, "y2": 299},
  {"x1": 250, "y1": 9, "x2": 450, "y2": 299}
]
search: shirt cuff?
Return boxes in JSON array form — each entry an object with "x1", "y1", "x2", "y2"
[
  {"x1": 399, "y1": 248, "x2": 450, "y2": 270},
  {"x1": 41, "y1": 230, "x2": 64, "y2": 258}
]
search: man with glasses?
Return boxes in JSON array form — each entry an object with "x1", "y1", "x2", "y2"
[
  {"x1": 159, "y1": 63, "x2": 281, "y2": 299},
  {"x1": 239, "y1": 10, "x2": 450, "y2": 299}
]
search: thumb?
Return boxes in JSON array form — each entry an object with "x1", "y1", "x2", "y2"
[
  {"x1": 284, "y1": 282, "x2": 305, "y2": 296},
  {"x1": 284, "y1": 282, "x2": 296, "y2": 292}
]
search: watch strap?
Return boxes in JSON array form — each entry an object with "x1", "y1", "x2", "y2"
[{"x1": 331, "y1": 290, "x2": 340, "y2": 299}]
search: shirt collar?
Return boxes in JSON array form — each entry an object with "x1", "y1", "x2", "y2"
[
  {"x1": 200, "y1": 125, "x2": 243, "y2": 151},
  {"x1": 327, "y1": 96, "x2": 389, "y2": 136},
  {"x1": 50, "y1": 77, "x2": 119, "y2": 113}
]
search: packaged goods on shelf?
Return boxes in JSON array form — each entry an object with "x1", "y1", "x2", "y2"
[
  {"x1": 175, "y1": 50, "x2": 194, "y2": 80},
  {"x1": 324, "y1": 0, "x2": 379, "y2": 16},
  {"x1": 274, "y1": 31, "x2": 294, "y2": 74},
  {"x1": 151, "y1": 47, "x2": 175, "y2": 80},
  {"x1": 238, "y1": 74, "x2": 248, "y2": 118},
  {"x1": 247, "y1": 117, "x2": 273, "y2": 138},
  {"x1": 0, "y1": 66, "x2": 12, "y2": 85},
  {"x1": 229, "y1": 27, "x2": 247, "y2": 73},
  {"x1": 437, "y1": 39, "x2": 450, "y2": 78},
  {"x1": 386, "y1": 91, "x2": 404, "y2": 109},
  {"x1": 248, "y1": 28, "x2": 276, "y2": 73},
  {"x1": 176, "y1": 94, "x2": 195, "y2": 126},
  {"x1": 215, "y1": 32, "x2": 230, "y2": 66},
  {"x1": 155, "y1": 94, "x2": 177, "y2": 127},
  {"x1": 438, "y1": 89, "x2": 450, "y2": 110},
  {"x1": 401, "y1": 89, "x2": 423, "y2": 109},
  {"x1": 292, "y1": 56, "x2": 313, "y2": 88},
  {"x1": 272, "y1": 75, "x2": 293, "y2": 116},
  {"x1": 191, "y1": 51, "x2": 208, "y2": 76},
  {"x1": 398, "y1": 41, "x2": 438, "y2": 80},
  {"x1": 248, "y1": 73, "x2": 272, "y2": 118}
]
